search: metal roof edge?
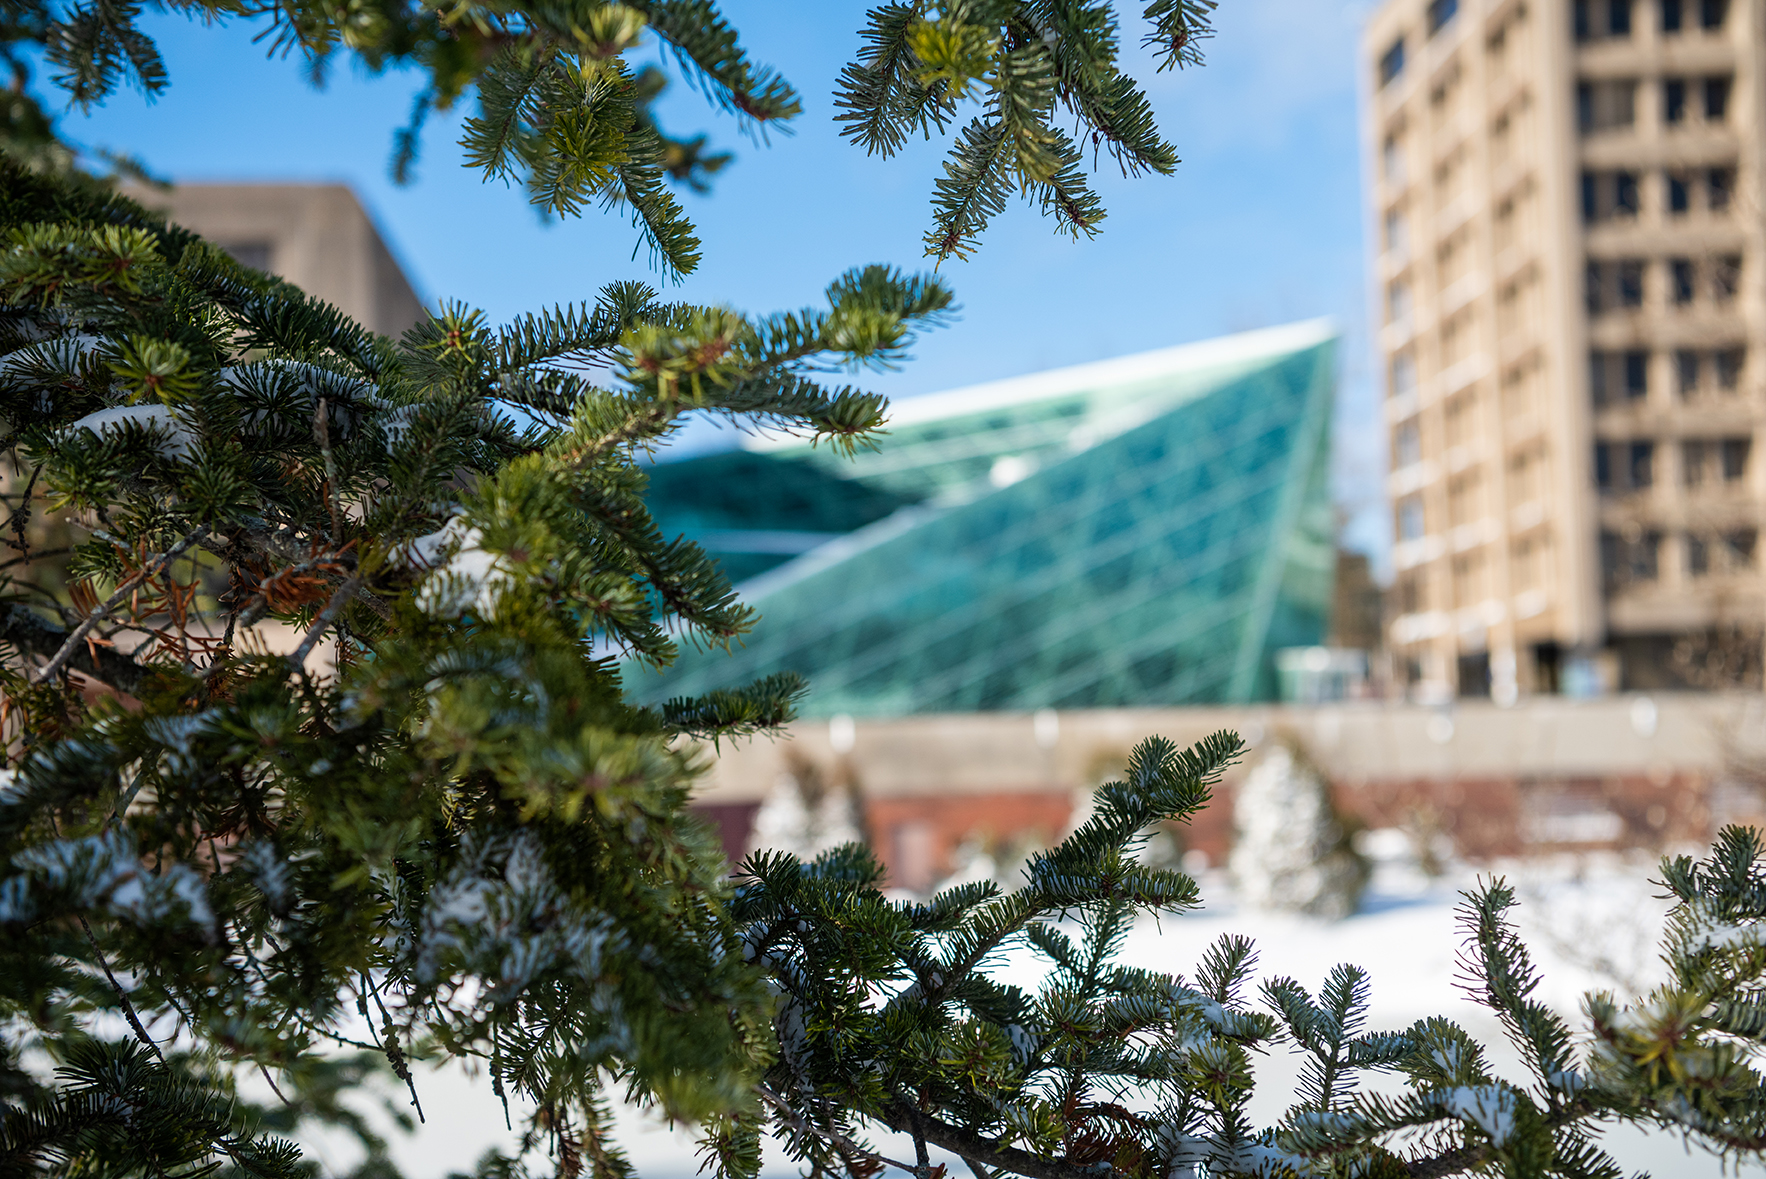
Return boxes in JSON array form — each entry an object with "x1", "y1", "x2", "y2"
[{"x1": 742, "y1": 318, "x2": 1336, "y2": 452}]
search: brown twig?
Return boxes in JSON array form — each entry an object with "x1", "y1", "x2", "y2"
[
  {"x1": 31, "y1": 527, "x2": 210, "y2": 685},
  {"x1": 314, "y1": 398, "x2": 345, "y2": 545},
  {"x1": 285, "y1": 574, "x2": 362, "y2": 673}
]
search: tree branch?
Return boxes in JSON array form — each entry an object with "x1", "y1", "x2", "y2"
[
  {"x1": 77, "y1": 914, "x2": 166, "y2": 1063},
  {"x1": 757, "y1": 1086, "x2": 919, "y2": 1175},
  {"x1": 0, "y1": 602, "x2": 151, "y2": 694},
  {"x1": 31, "y1": 526, "x2": 210, "y2": 685},
  {"x1": 286, "y1": 574, "x2": 361, "y2": 673},
  {"x1": 880, "y1": 1101, "x2": 1104, "y2": 1179}
]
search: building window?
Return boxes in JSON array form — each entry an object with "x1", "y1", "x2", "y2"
[
  {"x1": 1384, "y1": 208, "x2": 1408, "y2": 256},
  {"x1": 1594, "y1": 351, "x2": 1652, "y2": 404},
  {"x1": 1391, "y1": 351, "x2": 1418, "y2": 397},
  {"x1": 1602, "y1": 529, "x2": 1661, "y2": 587},
  {"x1": 1596, "y1": 349, "x2": 1645, "y2": 405},
  {"x1": 1666, "y1": 172, "x2": 1689, "y2": 214},
  {"x1": 1630, "y1": 441, "x2": 1655, "y2": 487},
  {"x1": 1672, "y1": 258, "x2": 1695, "y2": 303},
  {"x1": 1692, "y1": 529, "x2": 1759, "y2": 576},
  {"x1": 1662, "y1": 0, "x2": 1683, "y2": 29},
  {"x1": 1633, "y1": 532, "x2": 1662, "y2": 579},
  {"x1": 1684, "y1": 439, "x2": 1710, "y2": 485},
  {"x1": 1726, "y1": 529, "x2": 1756, "y2": 566},
  {"x1": 1380, "y1": 38, "x2": 1405, "y2": 86},
  {"x1": 1716, "y1": 347, "x2": 1744, "y2": 389},
  {"x1": 1705, "y1": 76, "x2": 1731, "y2": 121},
  {"x1": 1688, "y1": 532, "x2": 1709, "y2": 575},
  {"x1": 1702, "y1": 0, "x2": 1727, "y2": 29},
  {"x1": 1398, "y1": 494, "x2": 1426, "y2": 540},
  {"x1": 1388, "y1": 280, "x2": 1412, "y2": 324},
  {"x1": 1448, "y1": 470, "x2": 1481, "y2": 527},
  {"x1": 1667, "y1": 167, "x2": 1733, "y2": 215},
  {"x1": 1677, "y1": 350, "x2": 1700, "y2": 395},
  {"x1": 1428, "y1": 0, "x2": 1459, "y2": 34},
  {"x1": 1624, "y1": 350, "x2": 1648, "y2": 398},
  {"x1": 1618, "y1": 261, "x2": 1644, "y2": 307},
  {"x1": 1709, "y1": 166, "x2": 1734, "y2": 211},
  {"x1": 1596, "y1": 441, "x2": 1656, "y2": 491},
  {"x1": 1680, "y1": 349, "x2": 1745, "y2": 396},
  {"x1": 1586, "y1": 259, "x2": 1647, "y2": 312},
  {"x1": 1577, "y1": 0, "x2": 1637, "y2": 38},
  {"x1": 1664, "y1": 79, "x2": 1687, "y2": 123},
  {"x1": 1578, "y1": 80, "x2": 1637, "y2": 134},
  {"x1": 1395, "y1": 420, "x2": 1422, "y2": 468},
  {"x1": 221, "y1": 242, "x2": 273, "y2": 271},
  {"x1": 1713, "y1": 254, "x2": 1742, "y2": 302},
  {"x1": 1723, "y1": 437, "x2": 1751, "y2": 481},
  {"x1": 1582, "y1": 171, "x2": 1640, "y2": 222},
  {"x1": 1681, "y1": 438, "x2": 1747, "y2": 486},
  {"x1": 1382, "y1": 135, "x2": 1405, "y2": 185},
  {"x1": 1398, "y1": 574, "x2": 1424, "y2": 614}
]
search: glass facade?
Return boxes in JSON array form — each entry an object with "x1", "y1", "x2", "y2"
[{"x1": 634, "y1": 321, "x2": 1338, "y2": 716}]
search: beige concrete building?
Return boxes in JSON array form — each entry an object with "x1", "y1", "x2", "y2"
[
  {"x1": 1362, "y1": 0, "x2": 1766, "y2": 700},
  {"x1": 124, "y1": 183, "x2": 427, "y2": 338}
]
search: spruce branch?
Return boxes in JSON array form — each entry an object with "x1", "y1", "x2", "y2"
[
  {"x1": 625, "y1": 0, "x2": 802, "y2": 126},
  {"x1": 1141, "y1": 0, "x2": 1219, "y2": 73},
  {"x1": 835, "y1": 3, "x2": 953, "y2": 157}
]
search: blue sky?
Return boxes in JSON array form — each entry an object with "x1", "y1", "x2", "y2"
[{"x1": 54, "y1": 0, "x2": 1388, "y2": 567}]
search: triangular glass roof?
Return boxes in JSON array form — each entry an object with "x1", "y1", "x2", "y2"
[{"x1": 634, "y1": 320, "x2": 1337, "y2": 716}]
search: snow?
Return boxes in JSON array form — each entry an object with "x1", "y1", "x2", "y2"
[
  {"x1": 0, "y1": 332, "x2": 111, "y2": 412},
  {"x1": 270, "y1": 846, "x2": 1762, "y2": 1178},
  {"x1": 1441, "y1": 1084, "x2": 1518, "y2": 1146},
  {"x1": 66, "y1": 403, "x2": 198, "y2": 460},
  {"x1": 1, "y1": 830, "x2": 212, "y2": 927},
  {"x1": 408, "y1": 516, "x2": 515, "y2": 619}
]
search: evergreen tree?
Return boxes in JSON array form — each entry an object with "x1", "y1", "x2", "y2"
[
  {"x1": 6, "y1": 4, "x2": 1766, "y2": 1178},
  {"x1": 1228, "y1": 741, "x2": 1367, "y2": 922}
]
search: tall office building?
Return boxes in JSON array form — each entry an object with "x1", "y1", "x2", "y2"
[{"x1": 1363, "y1": 0, "x2": 1765, "y2": 699}]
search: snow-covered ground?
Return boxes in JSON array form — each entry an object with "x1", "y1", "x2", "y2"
[{"x1": 308, "y1": 844, "x2": 1763, "y2": 1178}]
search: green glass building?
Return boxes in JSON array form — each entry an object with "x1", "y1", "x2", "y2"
[{"x1": 633, "y1": 320, "x2": 1338, "y2": 717}]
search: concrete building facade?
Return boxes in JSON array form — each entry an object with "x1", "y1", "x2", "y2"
[
  {"x1": 1362, "y1": 0, "x2": 1766, "y2": 700},
  {"x1": 124, "y1": 183, "x2": 427, "y2": 339}
]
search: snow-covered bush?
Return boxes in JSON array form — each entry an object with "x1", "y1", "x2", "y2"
[{"x1": 1229, "y1": 740, "x2": 1369, "y2": 920}]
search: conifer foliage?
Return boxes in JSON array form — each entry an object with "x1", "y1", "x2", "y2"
[
  {"x1": 836, "y1": 1, "x2": 1217, "y2": 261},
  {"x1": 8, "y1": 3, "x2": 1766, "y2": 1178},
  {"x1": 0, "y1": 161, "x2": 950, "y2": 1176}
]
